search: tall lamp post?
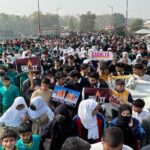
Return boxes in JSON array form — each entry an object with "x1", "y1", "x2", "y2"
[
  {"x1": 56, "y1": 7, "x2": 62, "y2": 16},
  {"x1": 108, "y1": 5, "x2": 113, "y2": 14},
  {"x1": 56, "y1": 7, "x2": 62, "y2": 34},
  {"x1": 126, "y1": 0, "x2": 128, "y2": 38},
  {"x1": 108, "y1": 5, "x2": 114, "y2": 30},
  {"x1": 37, "y1": 0, "x2": 41, "y2": 34}
]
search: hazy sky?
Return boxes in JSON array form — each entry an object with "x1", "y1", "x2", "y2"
[{"x1": 0, "y1": 0, "x2": 149, "y2": 19}]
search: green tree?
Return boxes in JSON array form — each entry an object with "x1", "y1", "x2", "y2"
[
  {"x1": 129, "y1": 18, "x2": 143, "y2": 33},
  {"x1": 112, "y1": 13, "x2": 126, "y2": 27},
  {"x1": 41, "y1": 13, "x2": 58, "y2": 27},
  {"x1": 68, "y1": 16, "x2": 77, "y2": 31},
  {"x1": 111, "y1": 13, "x2": 126, "y2": 36},
  {"x1": 95, "y1": 15, "x2": 110, "y2": 30},
  {"x1": 79, "y1": 11, "x2": 96, "y2": 32},
  {"x1": 114, "y1": 26, "x2": 126, "y2": 36},
  {"x1": 95, "y1": 13, "x2": 126, "y2": 33}
]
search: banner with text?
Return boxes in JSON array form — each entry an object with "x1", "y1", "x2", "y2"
[
  {"x1": 15, "y1": 57, "x2": 41, "y2": 72},
  {"x1": 88, "y1": 51, "x2": 113, "y2": 61},
  {"x1": 82, "y1": 88, "x2": 111, "y2": 104}
]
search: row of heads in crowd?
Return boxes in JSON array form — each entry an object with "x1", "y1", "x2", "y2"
[
  {"x1": 0, "y1": 97, "x2": 147, "y2": 150},
  {"x1": 0, "y1": 125, "x2": 129, "y2": 150},
  {"x1": 0, "y1": 32, "x2": 148, "y2": 62}
]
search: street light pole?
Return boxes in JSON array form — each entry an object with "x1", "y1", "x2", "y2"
[
  {"x1": 108, "y1": 5, "x2": 114, "y2": 30},
  {"x1": 56, "y1": 7, "x2": 62, "y2": 16},
  {"x1": 126, "y1": 0, "x2": 128, "y2": 38},
  {"x1": 37, "y1": 0, "x2": 41, "y2": 34},
  {"x1": 108, "y1": 5, "x2": 113, "y2": 14},
  {"x1": 56, "y1": 7, "x2": 62, "y2": 24},
  {"x1": 56, "y1": 7, "x2": 62, "y2": 34}
]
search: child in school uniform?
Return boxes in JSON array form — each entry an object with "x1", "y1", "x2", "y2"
[
  {"x1": 112, "y1": 79, "x2": 133, "y2": 104},
  {"x1": 0, "y1": 129, "x2": 25, "y2": 150},
  {"x1": 16, "y1": 123, "x2": 44, "y2": 150}
]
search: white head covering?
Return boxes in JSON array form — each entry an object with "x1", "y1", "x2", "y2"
[
  {"x1": 67, "y1": 47, "x2": 74, "y2": 53},
  {"x1": 136, "y1": 54, "x2": 142, "y2": 59},
  {"x1": 0, "y1": 97, "x2": 28, "y2": 127},
  {"x1": 119, "y1": 52, "x2": 131, "y2": 64},
  {"x1": 122, "y1": 52, "x2": 128, "y2": 58},
  {"x1": 81, "y1": 47, "x2": 85, "y2": 51},
  {"x1": 107, "y1": 48, "x2": 112, "y2": 51},
  {"x1": 78, "y1": 99, "x2": 99, "y2": 140},
  {"x1": 63, "y1": 49, "x2": 68, "y2": 55},
  {"x1": 81, "y1": 50, "x2": 88, "y2": 58},
  {"x1": 88, "y1": 49, "x2": 93, "y2": 53},
  {"x1": 7, "y1": 55, "x2": 15, "y2": 64},
  {"x1": 83, "y1": 59, "x2": 91, "y2": 64},
  {"x1": 92, "y1": 46, "x2": 97, "y2": 51},
  {"x1": 28, "y1": 96, "x2": 54, "y2": 122}
]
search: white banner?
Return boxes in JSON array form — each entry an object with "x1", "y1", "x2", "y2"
[
  {"x1": 127, "y1": 80, "x2": 150, "y2": 110},
  {"x1": 88, "y1": 51, "x2": 114, "y2": 61}
]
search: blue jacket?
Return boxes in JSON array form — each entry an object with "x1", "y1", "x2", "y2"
[{"x1": 111, "y1": 117, "x2": 145, "y2": 140}]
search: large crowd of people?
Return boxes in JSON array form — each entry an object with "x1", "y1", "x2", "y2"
[{"x1": 0, "y1": 32, "x2": 150, "y2": 150}]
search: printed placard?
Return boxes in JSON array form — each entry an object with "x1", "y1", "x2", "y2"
[
  {"x1": 82, "y1": 88, "x2": 111, "y2": 104},
  {"x1": 52, "y1": 86, "x2": 80, "y2": 107},
  {"x1": 88, "y1": 51, "x2": 113, "y2": 61},
  {"x1": 15, "y1": 57, "x2": 41, "y2": 72}
]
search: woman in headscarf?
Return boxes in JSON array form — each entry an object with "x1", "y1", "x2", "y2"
[
  {"x1": 73, "y1": 99, "x2": 107, "y2": 144},
  {"x1": 42, "y1": 104, "x2": 74, "y2": 150},
  {"x1": 111, "y1": 104, "x2": 145, "y2": 150},
  {"x1": 120, "y1": 52, "x2": 132, "y2": 65},
  {"x1": 0, "y1": 96, "x2": 28, "y2": 128},
  {"x1": 28, "y1": 96, "x2": 54, "y2": 135},
  {"x1": 132, "y1": 54, "x2": 142, "y2": 65}
]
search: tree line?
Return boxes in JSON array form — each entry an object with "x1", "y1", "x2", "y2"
[{"x1": 0, "y1": 11, "x2": 144, "y2": 38}]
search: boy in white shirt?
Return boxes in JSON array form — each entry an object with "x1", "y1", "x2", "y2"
[
  {"x1": 132, "y1": 99, "x2": 150, "y2": 124},
  {"x1": 126, "y1": 64, "x2": 150, "y2": 89}
]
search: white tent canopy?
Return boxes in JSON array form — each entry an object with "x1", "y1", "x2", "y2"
[
  {"x1": 145, "y1": 34, "x2": 150, "y2": 37},
  {"x1": 135, "y1": 29, "x2": 150, "y2": 35}
]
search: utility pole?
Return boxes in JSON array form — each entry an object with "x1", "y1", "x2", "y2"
[
  {"x1": 108, "y1": 5, "x2": 114, "y2": 30},
  {"x1": 126, "y1": 0, "x2": 128, "y2": 38},
  {"x1": 37, "y1": 0, "x2": 41, "y2": 34},
  {"x1": 108, "y1": 5, "x2": 113, "y2": 14},
  {"x1": 56, "y1": 7, "x2": 62, "y2": 34}
]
